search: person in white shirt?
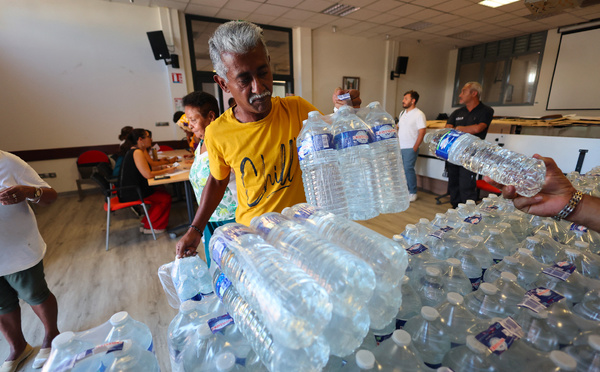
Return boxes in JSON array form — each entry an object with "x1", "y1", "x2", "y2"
[{"x1": 397, "y1": 90, "x2": 426, "y2": 202}]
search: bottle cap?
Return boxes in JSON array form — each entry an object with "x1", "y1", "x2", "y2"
[
  {"x1": 489, "y1": 194, "x2": 498, "y2": 199},
  {"x1": 470, "y1": 236, "x2": 483, "y2": 243},
  {"x1": 406, "y1": 224, "x2": 417, "y2": 231},
  {"x1": 480, "y1": 283, "x2": 498, "y2": 295},
  {"x1": 52, "y1": 332, "x2": 75, "y2": 348},
  {"x1": 402, "y1": 276, "x2": 410, "y2": 285},
  {"x1": 419, "y1": 218, "x2": 430, "y2": 224},
  {"x1": 447, "y1": 258, "x2": 461, "y2": 267},
  {"x1": 526, "y1": 236, "x2": 540, "y2": 243},
  {"x1": 500, "y1": 272, "x2": 517, "y2": 282},
  {"x1": 425, "y1": 266, "x2": 441, "y2": 277},
  {"x1": 588, "y1": 335, "x2": 600, "y2": 351},
  {"x1": 498, "y1": 222, "x2": 511, "y2": 229},
  {"x1": 392, "y1": 330, "x2": 411, "y2": 346},
  {"x1": 466, "y1": 335, "x2": 488, "y2": 354},
  {"x1": 215, "y1": 351, "x2": 236, "y2": 371},
  {"x1": 549, "y1": 350, "x2": 577, "y2": 371},
  {"x1": 458, "y1": 203, "x2": 466, "y2": 209},
  {"x1": 447, "y1": 292, "x2": 464, "y2": 305},
  {"x1": 308, "y1": 111, "x2": 320, "y2": 119},
  {"x1": 488, "y1": 228, "x2": 501, "y2": 235},
  {"x1": 574, "y1": 241, "x2": 590, "y2": 250},
  {"x1": 508, "y1": 215, "x2": 520, "y2": 221},
  {"x1": 528, "y1": 308, "x2": 548, "y2": 319},
  {"x1": 355, "y1": 350, "x2": 375, "y2": 369},
  {"x1": 180, "y1": 300, "x2": 196, "y2": 314},
  {"x1": 517, "y1": 248, "x2": 532, "y2": 256},
  {"x1": 537, "y1": 230, "x2": 551, "y2": 237},
  {"x1": 543, "y1": 219, "x2": 552, "y2": 226},
  {"x1": 463, "y1": 243, "x2": 474, "y2": 250},
  {"x1": 466, "y1": 200, "x2": 476, "y2": 205},
  {"x1": 435, "y1": 213, "x2": 445, "y2": 219},
  {"x1": 109, "y1": 311, "x2": 130, "y2": 326},
  {"x1": 198, "y1": 323, "x2": 213, "y2": 339},
  {"x1": 565, "y1": 248, "x2": 581, "y2": 257},
  {"x1": 447, "y1": 209, "x2": 458, "y2": 215},
  {"x1": 421, "y1": 306, "x2": 439, "y2": 321},
  {"x1": 503, "y1": 256, "x2": 519, "y2": 264}
]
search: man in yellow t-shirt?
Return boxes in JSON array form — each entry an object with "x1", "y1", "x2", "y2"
[{"x1": 176, "y1": 20, "x2": 360, "y2": 260}]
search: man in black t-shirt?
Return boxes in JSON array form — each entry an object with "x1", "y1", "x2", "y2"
[{"x1": 445, "y1": 82, "x2": 494, "y2": 207}]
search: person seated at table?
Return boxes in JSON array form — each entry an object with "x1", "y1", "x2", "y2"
[
  {"x1": 119, "y1": 128, "x2": 179, "y2": 234},
  {"x1": 183, "y1": 91, "x2": 237, "y2": 266},
  {"x1": 142, "y1": 130, "x2": 178, "y2": 168}
]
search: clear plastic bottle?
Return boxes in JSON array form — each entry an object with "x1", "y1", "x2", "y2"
[
  {"x1": 436, "y1": 292, "x2": 480, "y2": 347},
  {"x1": 559, "y1": 248, "x2": 600, "y2": 280},
  {"x1": 403, "y1": 306, "x2": 452, "y2": 369},
  {"x1": 424, "y1": 128, "x2": 546, "y2": 197},
  {"x1": 42, "y1": 332, "x2": 97, "y2": 372},
  {"x1": 492, "y1": 272, "x2": 526, "y2": 317},
  {"x1": 443, "y1": 258, "x2": 473, "y2": 296},
  {"x1": 516, "y1": 308, "x2": 559, "y2": 352},
  {"x1": 564, "y1": 334, "x2": 600, "y2": 371},
  {"x1": 451, "y1": 245, "x2": 483, "y2": 291},
  {"x1": 463, "y1": 283, "x2": 506, "y2": 319},
  {"x1": 396, "y1": 276, "x2": 422, "y2": 329},
  {"x1": 171, "y1": 255, "x2": 214, "y2": 302},
  {"x1": 532, "y1": 219, "x2": 569, "y2": 244},
  {"x1": 497, "y1": 222, "x2": 520, "y2": 248},
  {"x1": 373, "y1": 330, "x2": 430, "y2": 372},
  {"x1": 431, "y1": 213, "x2": 449, "y2": 229},
  {"x1": 181, "y1": 323, "x2": 218, "y2": 371},
  {"x1": 282, "y1": 203, "x2": 408, "y2": 329},
  {"x1": 401, "y1": 224, "x2": 422, "y2": 246},
  {"x1": 213, "y1": 351, "x2": 245, "y2": 371},
  {"x1": 546, "y1": 301, "x2": 586, "y2": 347},
  {"x1": 363, "y1": 101, "x2": 410, "y2": 214},
  {"x1": 168, "y1": 300, "x2": 204, "y2": 371},
  {"x1": 535, "y1": 231, "x2": 565, "y2": 263},
  {"x1": 105, "y1": 311, "x2": 154, "y2": 353},
  {"x1": 510, "y1": 248, "x2": 546, "y2": 290},
  {"x1": 573, "y1": 289, "x2": 600, "y2": 321},
  {"x1": 441, "y1": 335, "x2": 496, "y2": 372},
  {"x1": 445, "y1": 209, "x2": 464, "y2": 229},
  {"x1": 528, "y1": 350, "x2": 577, "y2": 371},
  {"x1": 415, "y1": 218, "x2": 435, "y2": 241},
  {"x1": 107, "y1": 340, "x2": 160, "y2": 372},
  {"x1": 533, "y1": 266, "x2": 587, "y2": 307},
  {"x1": 417, "y1": 266, "x2": 447, "y2": 307},
  {"x1": 520, "y1": 236, "x2": 556, "y2": 265},
  {"x1": 297, "y1": 112, "x2": 348, "y2": 217},
  {"x1": 483, "y1": 256, "x2": 520, "y2": 284},
  {"x1": 484, "y1": 229, "x2": 512, "y2": 264},
  {"x1": 209, "y1": 223, "x2": 332, "y2": 349},
  {"x1": 503, "y1": 214, "x2": 530, "y2": 243},
  {"x1": 212, "y1": 268, "x2": 330, "y2": 372},
  {"x1": 405, "y1": 243, "x2": 436, "y2": 285},
  {"x1": 331, "y1": 105, "x2": 378, "y2": 221},
  {"x1": 469, "y1": 236, "x2": 494, "y2": 274}
]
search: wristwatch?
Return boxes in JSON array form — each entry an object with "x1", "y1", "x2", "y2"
[{"x1": 27, "y1": 187, "x2": 43, "y2": 203}]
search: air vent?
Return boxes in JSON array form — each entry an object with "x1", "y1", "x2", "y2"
[
  {"x1": 401, "y1": 21, "x2": 433, "y2": 31},
  {"x1": 321, "y1": 3, "x2": 361, "y2": 17}
]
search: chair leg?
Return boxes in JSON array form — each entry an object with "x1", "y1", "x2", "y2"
[
  {"x1": 106, "y1": 197, "x2": 111, "y2": 251},
  {"x1": 76, "y1": 180, "x2": 84, "y2": 202},
  {"x1": 140, "y1": 202, "x2": 156, "y2": 240}
]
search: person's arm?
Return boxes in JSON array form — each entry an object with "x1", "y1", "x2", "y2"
[
  {"x1": 0, "y1": 185, "x2": 57, "y2": 206},
  {"x1": 332, "y1": 88, "x2": 361, "y2": 109},
  {"x1": 413, "y1": 128, "x2": 426, "y2": 152},
  {"x1": 142, "y1": 148, "x2": 176, "y2": 168},
  {"x1": 484, "y1": 155, "x2": 600, "y2": 233},
  {"x1": 455, "y1": 122, "x2": 488, "y2": 135},
  {"x1": 133, "y1": 149, "x2": 177, "y2": 179},
  {"x1": 176, "y1": 173, "x2": 229, "y2": 260}
]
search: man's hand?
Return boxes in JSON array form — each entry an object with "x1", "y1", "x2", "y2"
[
  {"x1": 484, "y1": 154, "x2": 576, "y2": 218},
  {"x1": 176, "y1": 228, "x2": 203, "y2": 259},
  {"x1": 333, "y1": 87, "x2": 361, "y2": 109}
]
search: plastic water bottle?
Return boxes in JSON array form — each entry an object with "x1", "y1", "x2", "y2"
[
  {"x1": 417, "y1": 266, "x2": 447, "y2": 307},
  {"x1": 405, "y1": 243, "x2": 436, "y2": 285},
  {"x1": 535, "y1": 231, "x2": 565, "y2": 262},
  {"x1": 528, "y1": 350, "x2": 577, "y2": 371},
  {"x1": 484, "y1": 229, "x2": 512, "y2": 264},
  {"x1": 403, "y1": 306, "x2": 451, "y2": 369},
  {"x1": 42, "y1": 332, "x2": 96, "y2": 372},
  {"x1": 514, "y1": 308, "x2": 559, "y2": 352},
  {"x1": 452, "y1": 243, "x2": 483, "y2": 291},
  {"x1": 503, "y1": 214, "x2": 530, "y2": 243},
  {"x1": 463, "y1": 283, "x2": 505, "y2": 319},
  {"x1": 415, "y1": 218, "x2": 435, "y2": 240},
  {"x1": 532, "y1": 219, "x2": 569, "y2": 244},
  {"x1": 546, "y1": 301, "x2": 586, "y2": 348},
  {"x1": 533, "y1": 267, "x2": 587, "y2": 306},
  {"x1": 441, "y1": 335, "x2": 496, "y2": 372},
  {"x1": 573, "y1": 289, "x2": 600, "y2": 321},
  {"x1": 497, "y1": 222, "x2": 520, "y2": 247},
  {"x1": 396, "y1": 276, "x2": 422, "y2": 330},
  {"x1": 210, "y1": 223, "x2": 332, "y2": 349},
  {"x1": 297, "y1": 112, "x2": 348, "y2": 217},
  {"x1": 445, "y1": 209, "x2": 463, "y2": 229},
  {"x1": 363, "y1": 101, "x2": 410, "y2": 214},
  {"x1": 168, "y1": 300, "x2": 204, "y2": 370},
  {"x1": 212, "y1": 268, "x2": 330, "y2": 372},
  {"x1": 172, "y1": 255, "x2": 214, "y2": 302},
  {"x1": 520, "y1": 236, "x2": 557, "y2": 265},
  {"x1": 560, "y1": 248, "x2": 600, "y2": 280},
  {"x1": 331, "y1": 105, "x2": 378, "y2": 220},
  {"x1": 483, "y1": 256, "x2": 521, "y2": 284},
  {"x1": 571, "y1": 240, "x2": 591, "y2": 253},
  {"x1": 444, "y1": 258, "x2": 475, "y2": 296},
  {"x1": 105, "y1": 311, "x2": 154, "y2": 353},
  {"x1": 564, "y1": 334, "x2": 600, "y2": 371},
  {"x1": 282, "y1": 203, "x2": 408, "y2": 329},
  {"x1": 107, "y1": 340, "x2": 159, "y2": 372},
  {"x1": 431, "y1": 213, "x2": 448, "y2": 229},
  {"x1": 510, "y1": 248, "x2": 546, "y2": 289},
  {"x1": 401, "y1": 224, "x2": 422, "y2": 246},
  {"x1": 435, "y1": 292, "x2": 480, "y2": 347},
  {"x1": 424, "y1": 128, "x2": 546, "y2": 197},
  {"x1": 373, "y1": 330, "x2": 430, "y2": 372},
  {"x1": 492, "y1": 272, "x2": 526, "y2": 316},
  {"x1": 469, "y1": 236, "x2": 494, "y2": 274}
]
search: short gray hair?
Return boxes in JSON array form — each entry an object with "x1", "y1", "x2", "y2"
[
  {"x1": 465, "y1": 81, "x2": 482, "y2": 99},
  {"x1": 209, "y1": 21, "x2": 269, "y2": 82}
]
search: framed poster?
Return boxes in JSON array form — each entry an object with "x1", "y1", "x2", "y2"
[{"x1": 343, "y1": 76, "x2": 360, "y2": 90}]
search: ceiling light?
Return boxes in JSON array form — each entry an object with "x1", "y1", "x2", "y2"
[
  {"x1": 478, "y1": 0, "x2": 519, "y2": 7},
  {"x1": 321, "y1": 3, "x2": 361, "y2": 17}
]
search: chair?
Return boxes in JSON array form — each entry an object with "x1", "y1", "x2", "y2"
[
  {"x1": 476, "y1": 179, "x2": 501, "y2": 196},
  {"x1": 90, "y1": 172, "x2": 156, "y2": 251},
  {"x1": 158, "y1": 145, "x2": 174, "y2": 152},
  {"x1": 76, "y1": 150, "x2": 111, "y2": 201}
]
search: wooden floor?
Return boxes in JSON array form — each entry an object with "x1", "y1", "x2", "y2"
[{"x1": 0, "y1": 189, "x2": 450, "y2": 371}]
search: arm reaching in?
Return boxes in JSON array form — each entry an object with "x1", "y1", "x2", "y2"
[
  {"x1": 176, "y1": 173, "x2": 229, "y2": 260},
  {"x1": 333, "y1": 87, "x2": 361, "y2": 109},
  {"x1": 484, "y1": 154, "x2": 600, "y2": 232}
]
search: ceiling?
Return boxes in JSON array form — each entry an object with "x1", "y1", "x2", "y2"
[{"x1": 102, "y1": 0, "x2": 600, "y2": 49}]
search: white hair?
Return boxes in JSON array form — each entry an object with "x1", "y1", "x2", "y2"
[
  {"x1": 209, "y1": 21, "x2": 269, "y2": 82},
  {"x1": 466, "y1": 81, "x2": 482, "y2": 99}
]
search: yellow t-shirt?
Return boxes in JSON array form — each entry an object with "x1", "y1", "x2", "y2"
[{"x1": 205, "y1": 96, "x2": 318, "y2": 226}]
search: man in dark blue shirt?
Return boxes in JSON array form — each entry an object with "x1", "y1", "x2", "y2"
[{"x1": 445, "y1": 82, "x2": 494, "y2": 207}]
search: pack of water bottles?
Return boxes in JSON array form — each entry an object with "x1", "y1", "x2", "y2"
[
  {"x1": 42, "y1": 311, "x2": 158, "y2": 372},
  {"x1": 158, "y1": 255, "x2": 214, "y2": 309},
  {"x1": 296, "y1": 102, "x2": 410, "y2": 221}
]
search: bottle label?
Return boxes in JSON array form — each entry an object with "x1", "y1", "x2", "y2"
[
  {"x1": 470, "y1": 276, "x2": 482, "y2": 291},
  {"x1": 371, "y1": 124, "x2": 397, "y2": 142},
  {"x1": 435, "y1": 129, "x2": 465, "y2": 160},
  {"x1": 396, "y1": 318, "x2": 408, "y2": 329},
  {"x1": 406, "y1": 243, "x2": 428, "y2": 255},
  {"x1": 542, "y1": 261, "x2": 576, "y2": 281},
  {"x1": 214, "y1": 272, "x2": 232, "y2": 300},
  {"x1": 518, "y1": 287, "x2": 565, "y2": 312},
  {"x1": 297, "y1": 133, "x2": 334, "y2": 161},
  {"x1": 55, "y1": 342, "x2": 125, "y2": 372},
  {"x1": 481, "y1": 206, "x2": 499, "y2": 214},
  {"x1": 254, "y1": 214, "x2": 286, "y2": 236},
  {"x1": 290, "y1": 204, "x2": 318, "y2": 220},
  {"x1": 429, "y1": 226, "x2": 454, "y2": 239},
  {"x1": 211, "y1": 238, "x2": 227, "y2": 269},
  {"x1": 569, "y1": 223, "x2": 589, "y2": 233},
  {"x1": 464, "y1": 214, "x2": 482, "y2": 224},
  {"x1": 334, "y1": 130, "x2": 373, "y2": 149},
  {"x1": 208, "y1": 313, "x2": 235, "y2": 334},
  {"x1": 374, "y1": 332, "x2": 393, "y2": 345},
  {"x1": 475, "y1": 317, "x2": 523, "y2": 356}
]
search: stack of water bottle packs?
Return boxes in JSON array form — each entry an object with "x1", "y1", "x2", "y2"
[{"x1": 296, "y1": 102, "x2": 410, "y2": 221}]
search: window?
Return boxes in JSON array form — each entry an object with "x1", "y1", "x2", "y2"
[{"x1": 453, "y1": 32, "x2": 546, "y2": 107}]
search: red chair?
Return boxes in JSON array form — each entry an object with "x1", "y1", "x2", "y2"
[
  {"x1": 90, "y1": 171, "x2": 156, "y2": 251},
  {"x1": 476, "y1": 179, "x2": 501, "y2": 194},
  {"x1": 76, "y1": 150, "x2": 111, "y2": 201},
  {"x1": 159, "y1": 145, "x2": 174, "y2": 152}
]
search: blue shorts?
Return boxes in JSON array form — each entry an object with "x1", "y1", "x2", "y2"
[{"x1": 0, "y1": 260, "x2": 51, "y2": 315}]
